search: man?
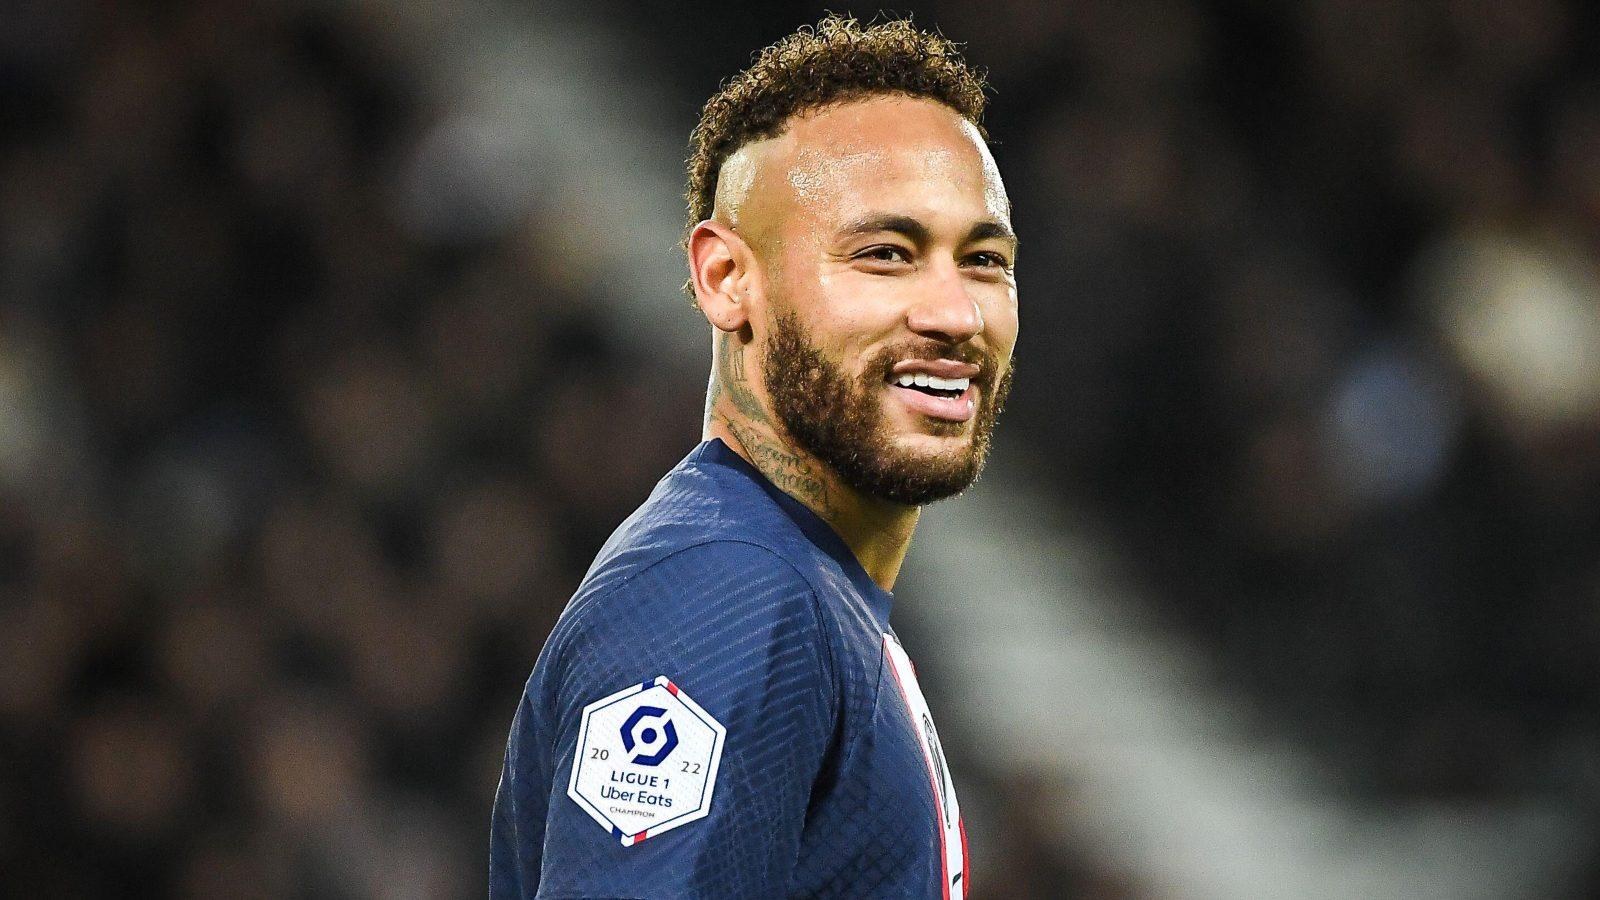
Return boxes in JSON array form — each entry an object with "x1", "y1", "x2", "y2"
[{"x1": 491, "y1": 15, "x2": 1017, "y2": 898}]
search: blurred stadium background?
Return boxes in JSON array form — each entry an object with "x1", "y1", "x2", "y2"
[{"x1": 4, "y1": 1, "x2": 1600, "y2": 897}]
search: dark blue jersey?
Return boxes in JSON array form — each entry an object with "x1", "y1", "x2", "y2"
[{"x1": 491, "y1": 439, "x2": 969, "y2": 899}]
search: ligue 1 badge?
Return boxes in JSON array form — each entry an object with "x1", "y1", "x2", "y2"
[{"x1": 568, "y1": 676, "x2": 727, "y2": 846}]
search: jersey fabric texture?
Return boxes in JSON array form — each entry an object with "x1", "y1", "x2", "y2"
[{"x1": 490, "y1": 439, "x2": 969, "y2": 899}]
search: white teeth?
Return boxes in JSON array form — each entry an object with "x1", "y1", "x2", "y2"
[{"x1": 891, "y1": 373, "x2": 972, "y2": 392}]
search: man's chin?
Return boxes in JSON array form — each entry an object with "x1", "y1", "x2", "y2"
[
  {"x1": 857, "y1": 433, "x2": 985, "y2": 504},
  {"x1": 885, "y1": 429, "x2": 975, "y2": 463}
]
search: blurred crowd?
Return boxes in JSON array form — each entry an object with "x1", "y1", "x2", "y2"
[
  {"x1": 4, "y1": 0, "x2": 1600, "y2": 896},
  {"x1": 0, "y1": 3, "x2": 702, "y2": 895}
]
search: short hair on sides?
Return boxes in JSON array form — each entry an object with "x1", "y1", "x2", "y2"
[{"x1": 682, "y1": 14, "x2": 990, "y2": 294}]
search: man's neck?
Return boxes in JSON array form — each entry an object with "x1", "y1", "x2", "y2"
[{"x1": 704, "y1": 345, "x2": 917, "y2": 591}]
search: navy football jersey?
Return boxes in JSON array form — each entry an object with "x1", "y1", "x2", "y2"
[{"x1": 491, "y1": 439, "x2": 969, "y2": 899}]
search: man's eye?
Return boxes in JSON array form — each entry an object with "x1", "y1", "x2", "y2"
[
  {"x1": 857, "y1": 246, "x2": 911, "y2": 264},
  {"x1": 968, "y1": 252, "x2": 1011, "y2": 270}
]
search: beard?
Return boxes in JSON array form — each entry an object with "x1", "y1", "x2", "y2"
[{"x1": 762, "y1": 310, "x2": 1013, "y2": 506}]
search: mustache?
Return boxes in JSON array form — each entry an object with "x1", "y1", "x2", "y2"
[{"x1": 867, "y1": 341, "x2": 1000, "y2": 385}]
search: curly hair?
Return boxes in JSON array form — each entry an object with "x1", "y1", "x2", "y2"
[{"x1": 684, "y1": 15, "x2": 989, "y2": 250}]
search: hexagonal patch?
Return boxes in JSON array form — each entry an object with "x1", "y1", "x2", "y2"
[{"x1": 567, "y1": 675, "x2": 726, "y2": 846}]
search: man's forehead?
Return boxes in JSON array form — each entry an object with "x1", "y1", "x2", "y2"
[{"x1": 714, "y1": 96, "x2": 1008, "y2": 231}]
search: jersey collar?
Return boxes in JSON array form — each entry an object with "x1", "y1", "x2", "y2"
[{"x1": 694, "y1": 438, "x2": 895, "y2": 620}]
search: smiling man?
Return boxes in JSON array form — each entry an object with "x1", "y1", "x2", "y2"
[{"x1": 491, "y1": 16, "x2": 1016, "y2": 899}]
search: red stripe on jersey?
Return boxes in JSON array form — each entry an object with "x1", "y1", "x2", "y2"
[{"x1": 884, "y1": 648, "x2": 952, "y2": 900}]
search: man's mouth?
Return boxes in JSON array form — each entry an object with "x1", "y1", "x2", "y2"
[{"x1": 884, "y1": 368, "x2": 979, "y2": 423}]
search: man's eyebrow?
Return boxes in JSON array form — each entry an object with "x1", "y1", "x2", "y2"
[
  {"x1": 836, "y1": 214, "x2": 1018, "y2": 251},
  {"x1": 837, "y1": 214, "x2": 931, "y2": 245},
  {"x1": 966, "y1": 219, "x2": 1018, "y2": 249}
]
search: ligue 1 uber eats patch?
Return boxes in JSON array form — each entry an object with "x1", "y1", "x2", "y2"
[{"x1": 568, "y1": 676, "x2": 727, "y2": 846}]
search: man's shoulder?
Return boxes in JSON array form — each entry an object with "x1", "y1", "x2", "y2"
[
  {"x1": 581, "y1": 447, "x2": 824, "y2": 594},
  {"x1": 540, "y1": 538, "x2": 835, "y2": 717},
  {"x1": 532, "y1": 442, "x2": 873, "y2": 696},
  {"x1": 589, "y1": 538, "x2": 812, "y2": 609}
]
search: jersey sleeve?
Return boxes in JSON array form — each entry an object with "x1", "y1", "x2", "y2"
[{"x1": 492, "y1": 540, "x2": 838, "y2": 900}]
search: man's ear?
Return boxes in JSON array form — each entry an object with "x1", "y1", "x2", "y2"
[{"x1": 688, "y1": 220, "x2": 754, "y2": 333}]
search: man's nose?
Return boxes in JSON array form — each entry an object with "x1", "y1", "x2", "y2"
[{"x1": 905, "y1": 266, "x2": 984, "y2": 344}]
